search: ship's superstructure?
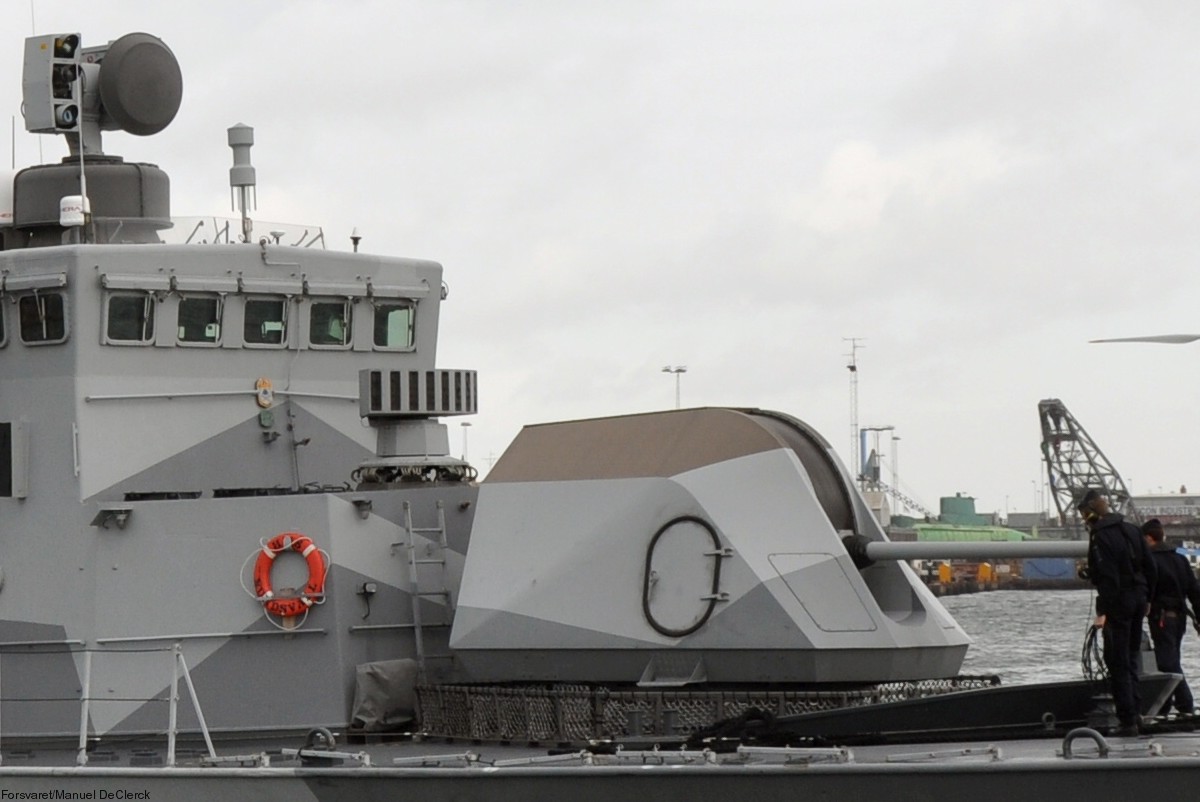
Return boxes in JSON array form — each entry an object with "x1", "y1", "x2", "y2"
[
  {"x1": 0, "y1": 29, "x2": 972, "y2": 748},
  {"x1": 1, "y1": 32, "x2": 477, "y2": 739}
]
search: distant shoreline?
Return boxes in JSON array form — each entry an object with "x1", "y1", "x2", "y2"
[{"x1": 927, "y1": 578, "x2": 1088, "y2": 596}]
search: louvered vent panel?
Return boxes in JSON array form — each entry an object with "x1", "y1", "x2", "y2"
[{"x1": 359, "y1": 369, "x2": 477, "y2": 417}]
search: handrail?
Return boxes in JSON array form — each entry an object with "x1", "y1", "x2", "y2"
[
  {"x1": 0, "y1": 644, "x2": 218, "y2": 767},
  {"x1": 96, "y1": 628, "x2": 326, "y2": 644},
  {"x1": 348, "y1": 622, "x2": 450, "y2": 633},
  {"x1": 0, "y1": 639, "x2": 86, "y2": 649},
  {"x1": 84, "y1": 390, "x2": 355, "y2": 403}
]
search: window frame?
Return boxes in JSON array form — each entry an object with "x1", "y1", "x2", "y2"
[
  {"x1": 176, "y1": 292, "x2": 225, "y2": 347},
  {"x1": 17, "y1": 291, "x2": 69, "y2": 346},
  {"x1": 371, "y1": 299, "x2": 416, "y2": 351},
  {"x1": 307, "y1": 296, "x2": 354, "y2": 350},
  {"x1": 242, "y1": 294, "x2": 290, "y2": 349},
  {"x1": 102, "y1": 291, "x2": 157, "y2": 346}
]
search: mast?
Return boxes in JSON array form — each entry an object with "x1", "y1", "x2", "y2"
[{"x1": 843, "y1": 337, "x2": 864, "y2": 481}]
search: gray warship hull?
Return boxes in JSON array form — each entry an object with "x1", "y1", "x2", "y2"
[{"x1": 4, "y1": 734, "x2": 1200, "y2": 802}]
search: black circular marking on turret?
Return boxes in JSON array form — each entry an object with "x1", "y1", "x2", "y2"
[
  {"x1": 642, "y1": 515, "x2": 725, "y2": 638},
  {"x1": 98, "y1": 32, "x2": 183, "y2": 136}
]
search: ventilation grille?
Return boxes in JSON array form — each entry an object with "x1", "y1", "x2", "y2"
[{"x1": 359, "y1": 368, "x2": 477, "y2": 418}]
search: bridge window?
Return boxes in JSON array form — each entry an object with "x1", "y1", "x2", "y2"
[
  {"x1": 0, "y1": 422, "x2": 10, "y2": 496},
  {"x1": 244, "y1": 296, "x2": 288, "y2": 347},
  {"x1": 178, "y1": 295, "x2": 223, "y2": 345},
  {"x1": 372, "y1": 301, "x2": 414, "y2": 350},
  {"x1": 0, "y1": 420, "x2": 27, "y2": 498},
  {"x1": 309, "y1": 299, "x2": 352, "y2": 348},
  {"x1": 18, "y1": 292, "x2": 67, "y2": 344},
  {"x1": 105, "y1": 292, "x2": 156, "y2": 344}
]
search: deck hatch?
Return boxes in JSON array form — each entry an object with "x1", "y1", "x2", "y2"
[
  {"x1": 769, "y1": 552, "x2": 877, "y2": 632},
  {"x1": 643, "y1": 516, "x2": 726, "y2": 637}
]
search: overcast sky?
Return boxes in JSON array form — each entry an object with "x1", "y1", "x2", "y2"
[{"x1": 5, "y1": 1, "x2": 1200, "y2": 519}]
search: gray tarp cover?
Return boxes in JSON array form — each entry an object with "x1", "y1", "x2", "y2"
[{"x1": 349, "y1": 658, "x2": 418, "y2": 731}]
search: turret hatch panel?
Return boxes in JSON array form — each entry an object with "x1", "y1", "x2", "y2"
[{"x1": 769, "y1": 552, "x2": 876, "y2": 632}]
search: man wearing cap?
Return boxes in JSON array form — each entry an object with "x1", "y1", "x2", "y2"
[
  {"x1": 1144, "y1": 518, "x2": 1200, "y2": 718},
  {"x1": 1079, "y1": 489, "x2": 1157, "y2": 736}
]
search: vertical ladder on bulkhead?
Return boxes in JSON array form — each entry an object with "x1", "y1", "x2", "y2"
[{"x1": 400, "y1": 500, "x2": 454, "y2": 676}]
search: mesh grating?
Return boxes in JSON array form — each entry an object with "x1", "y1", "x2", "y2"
[{"x1": 416, "y1": 677, "x2": 999, "y2": 743}]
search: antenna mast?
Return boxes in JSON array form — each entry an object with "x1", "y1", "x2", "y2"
[
  {"x1": 843, "y1": 337, "x2": 864, "y2": 481},
  {"x1": 228, "y1": 124, "x2": 256, "y2": 243}
]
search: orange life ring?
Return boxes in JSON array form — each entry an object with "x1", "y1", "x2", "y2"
[{"x1": 253, "y1": 532, "x2": 326, "y2": 617}]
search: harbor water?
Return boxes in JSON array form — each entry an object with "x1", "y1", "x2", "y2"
[{"x1": 943, "y1": 589, "x2": 1200, "y2": 688}]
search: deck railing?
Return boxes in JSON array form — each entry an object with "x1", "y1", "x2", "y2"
[{"x1": 0, "y1": 643, "x2": 216, "y2": 767}]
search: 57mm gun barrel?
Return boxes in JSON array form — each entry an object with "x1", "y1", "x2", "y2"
[{"x1": 843, "y1": 535, "x2": 1087, "y2": 568}]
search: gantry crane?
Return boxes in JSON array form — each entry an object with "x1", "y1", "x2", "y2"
[{"x1": 1037, "y1": 398, "x2": 1139, "y2": 531}]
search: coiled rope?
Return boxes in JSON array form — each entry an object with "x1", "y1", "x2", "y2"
[{"x1": 1081, "y1": 623, "x2": 1108, "y2": 684}]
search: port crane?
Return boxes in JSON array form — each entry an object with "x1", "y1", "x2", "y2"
[{"x1": 1037, "y1": 398, "x2": 1139, "y2": 531}]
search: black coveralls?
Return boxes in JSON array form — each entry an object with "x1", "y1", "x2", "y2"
[
  {"x1": 1087, "y1": 512, "x2": 1157, "y2": 728},
  {"x1": 1148, "y1": 542, "x2": 1200, "y2": 715}
]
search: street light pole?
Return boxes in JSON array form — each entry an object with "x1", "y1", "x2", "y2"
[
  {"x1": 891, "y1": 434, "x2": 900, "y2": 498},
  {"x1": 661, "y1": 366, "x2": 687, "y2": 409},
  {"x1": 844, "y1": 338, "x2": 864, "y2": 482}
]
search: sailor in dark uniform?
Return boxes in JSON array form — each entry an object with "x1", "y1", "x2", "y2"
[
  {"x1": 1079, "y1": 489, "x2": 1157, "y2": 736},
  {"x1": 1143, "y1": 518, "x2": 1200, "y2": 717}
]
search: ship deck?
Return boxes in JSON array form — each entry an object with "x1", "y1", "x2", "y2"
[{"x1": 3, "y1": 726, "x2": 1200, "y2": 801}]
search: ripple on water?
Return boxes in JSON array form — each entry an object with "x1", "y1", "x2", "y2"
[{"x1": 940, "y1": 588, "x2": 1200, "y2": 686}]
